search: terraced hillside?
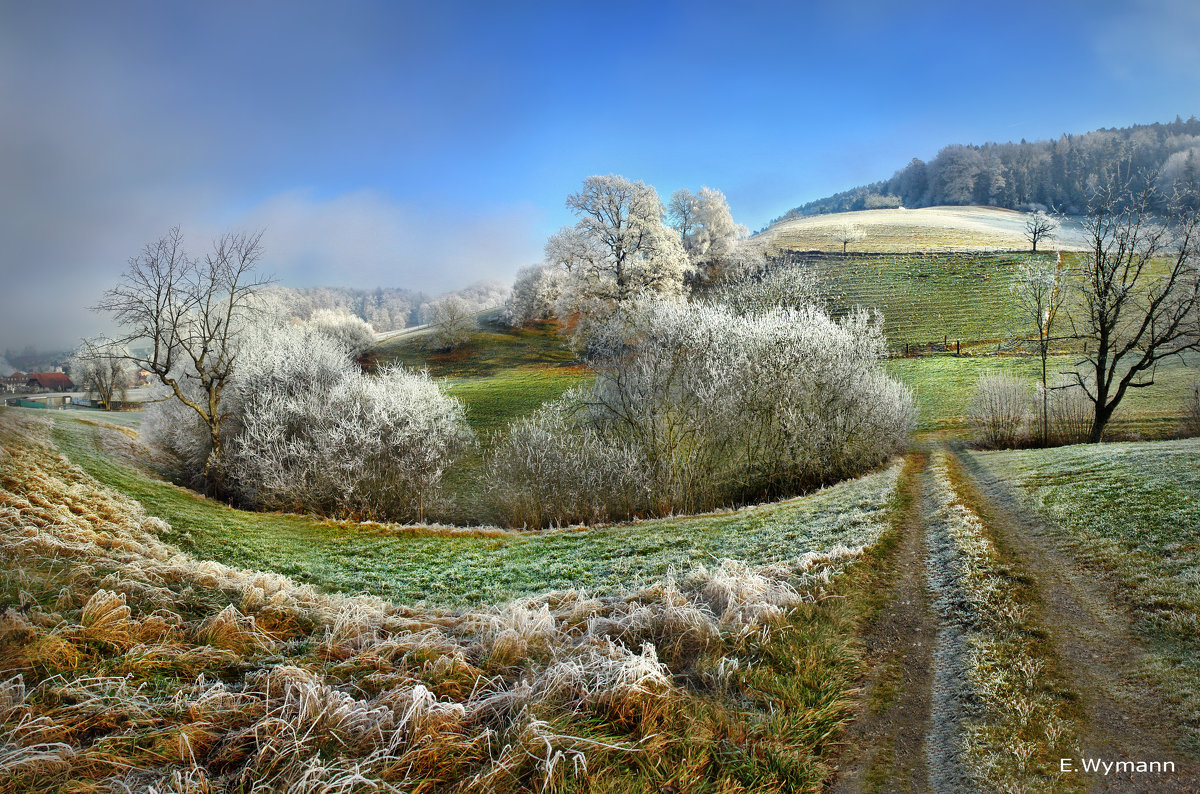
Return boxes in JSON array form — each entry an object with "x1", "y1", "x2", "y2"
[{"x1": 786, "y1": 250, "x2": 1041, "y2": 350}]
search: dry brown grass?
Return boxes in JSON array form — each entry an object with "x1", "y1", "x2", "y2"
[{"x1": 0, "y1": 410, "x2": 876, "y2": 791}]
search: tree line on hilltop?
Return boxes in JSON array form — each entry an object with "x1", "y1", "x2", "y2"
[{"x1": 774, "y1": 116, "x2": 1200, "y2": 222}]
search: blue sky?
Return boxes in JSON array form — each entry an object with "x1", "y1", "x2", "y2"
[{"x1": 2, "y1": 0, "x2": 1199, "y2": 349}]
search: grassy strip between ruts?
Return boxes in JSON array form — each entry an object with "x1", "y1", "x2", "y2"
[
  {"x1": 924, "y1": 450, "x2": 1082, "y2": 792},
  {"x1": 968, "y1": 438, "x2": 1200, "y2": 754},
  {"x1": 1, "y1": 406, "x2": 913, "y2": 791}
]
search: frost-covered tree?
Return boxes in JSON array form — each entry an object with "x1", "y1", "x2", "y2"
[
  {"x1": 504, "y1": 264, "x2": 566, "y2": 327},
  {"x1": 669, "y1": 187, "x2": 746, "y2": 281},
  {"x1": 544, "y1": 225, "x2": 604, "y2": 276},
  {"x1": 834, "y1": 223, "x2": 865, "y2": 254},
  {"x1": 68, "y1": 337, "x2": 135, "y2": 409},
  {"x1": 562, "y1": 175, "x2": 691, "y2": 304},
  {"x1": 424, "y1": 296, "x2": 476, "y2": 351},
  {"x1": 1013, "y1": 256, "x2": 1066, "y2": 444}
]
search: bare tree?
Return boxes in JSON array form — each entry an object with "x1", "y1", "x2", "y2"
[
  {"x1": 96, "y1": 227, "x2": 270, "y2": 488},
  {"x1": 1065, "y1": 180, "x2": 1200, "y2": 442},
  {"x1": 1013, "y1": 255, "x2": 1067, "y2": 444},
  {"x1": 68, "y1": 337, "x2": 134, "y2": 410},
  {"x1": 666, "y1": 189, "x2": 699, "y2": 244},
  {"x1": 834, "y1": 223, "x2": 865, "y2": 254},
  {"x1": 1023, "y1": 211, "x2": 1058, "y2": 253}
]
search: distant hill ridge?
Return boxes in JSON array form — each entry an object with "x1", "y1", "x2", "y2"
[{"x1": 774, "y1": 116, "x2": 1200, "y2": 223}]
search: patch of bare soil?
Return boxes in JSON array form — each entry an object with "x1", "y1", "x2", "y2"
[
  {"x1": 953, "y1": 448, "x2": 1200, "y2": 793},
  {"x1": 832, "y1": 453, "x2": 938, "y2": 793}
]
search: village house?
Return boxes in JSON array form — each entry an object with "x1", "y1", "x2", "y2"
[{"x1": 25, "y1": 372, "x2": 75, "y2": 392}]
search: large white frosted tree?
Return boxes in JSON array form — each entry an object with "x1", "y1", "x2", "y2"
[
  {"x1": 669, "y1": 186, "x2": 746, "y2": 279},
  {"x1": 561, "y1": 175, "x2": 690, "y2": 303}
]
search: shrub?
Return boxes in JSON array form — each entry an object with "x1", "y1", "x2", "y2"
[
  {"x1": 483, "y1": 395, "x2": 650, "y2": 527},
  {"x1": 1183, "y1": 380, "x2": 1200, "y2": 437},
  {"x1": 1043, "y1": 376, "x2": 1094, "y2": 446},
  {"x1": 969, "y1": 371, "x2": 1031, "y2": 448},
  {"x1": 488, "y1": 300, "x2": 914, "y2": 526},
  {"x1": 147, "y1": 319, "x2": 474, "y2": 521},
  {"x1": 308, "y1": 309, "x2": 376, "y2": 355},
  {"x1": 708, "y1": 264, "x2": 820, "y2": 316}
]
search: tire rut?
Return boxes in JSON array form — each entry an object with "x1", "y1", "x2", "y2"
[
  {"x1": 951, "y1": 447, "x2": 1200, "y2": 793},
  {"x1": 832, "y1": 452, "x2": 939, "y2": 793}
]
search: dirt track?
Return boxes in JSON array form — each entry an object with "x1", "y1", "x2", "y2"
[{"x1": 831, "y1": 446, "x2": 1200, "y2": 793}]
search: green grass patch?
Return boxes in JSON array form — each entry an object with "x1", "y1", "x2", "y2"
[
  {"x1": 445, "y1": 366, "x2": 592, "y2": 437},
  {"x1": 375, "y1": 317, "x2": 577, "y2": 377},
  {"x1": 52, "y1": 415, "x2": 901, "y2": 610},
  {"x1": 374, "y1": 318, "x2": 591, "y2": 437},
  {"x1": 887, "y1": 353, "x2": 1198, "y2": 437}
]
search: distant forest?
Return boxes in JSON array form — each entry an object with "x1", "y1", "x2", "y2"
[
  {"x1": 264, "y1": 280, "x2": 510, "y2": 331},
  {"x1": 774, "y1": 116, "x2": 1200, "y2": 222}
]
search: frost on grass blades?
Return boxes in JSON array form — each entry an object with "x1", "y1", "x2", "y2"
[
  {"x1": 924, "y1": 452, "x2": 1079, "y2": 792},
  {"x1": 0, "y1": 410, "x2": 898, "y2": 791},
  {"x1": 972, "y1": 439, "x2": 1200, "y2": 749}
]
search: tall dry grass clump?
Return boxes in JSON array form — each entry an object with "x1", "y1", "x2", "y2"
[{"x1": 0, "y1": 410, "x2": 878, "y2": 791}]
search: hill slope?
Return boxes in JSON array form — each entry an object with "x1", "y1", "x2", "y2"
[{"x1": 758, "y1": 206, "x2": 1087, "y2": 254}]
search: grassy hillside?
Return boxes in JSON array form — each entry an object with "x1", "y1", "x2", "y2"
[
  {"x1": 759, "y1": 205, "x2": 1088, "y2": 253},
  {"x1": 887, "y1": 353, "x2": 1199, "y2": 439},
  {"x1": 50, "y1": 411, "x2": 901, "y2": 608},
  {"x1": 375, "y1": 317, "x2": 590, "y2": 436},
  {"x1": 0, "y1": 407, "x2": 913, "y2": 792}
]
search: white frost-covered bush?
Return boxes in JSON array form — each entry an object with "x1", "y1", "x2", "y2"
[
  {"x1": 1042, "y1": 376, "x2": 1093, "y2": 445},
  {"x1": 484, "y1": 395, "x2": 650, "y2": 527},
  {"x1": 503, "y1": 264, "x2": 566, "y2": 327},
  {"x1": 488, "y1": 300, "x2": 914, "y2": 526},
  {"x1": 147, "y1": 318, "x2": 473, "y2": 521},
  {"x1": 308, "y1": 309, "x2": 376, "y2": 356},
  {"x1": 969, "y1": 371, "x2": 1031, "y2": 448}
]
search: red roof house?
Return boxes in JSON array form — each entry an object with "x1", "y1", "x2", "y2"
[{"x1": 26, "y1": 372, "x2": 74, "y2": 391}]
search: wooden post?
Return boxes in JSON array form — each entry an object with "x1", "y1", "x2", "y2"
[{"x1": 956, "y1": 340, "x2": 960, "y2": 355}]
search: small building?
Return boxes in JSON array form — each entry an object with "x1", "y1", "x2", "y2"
[
  {"x1": 25, "y1": 372, "x2": 75, "y2": 392},
  {"x1": 7, "y1": 394, "x2": 72, "y2": 409}
]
